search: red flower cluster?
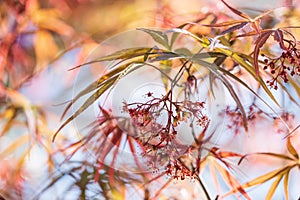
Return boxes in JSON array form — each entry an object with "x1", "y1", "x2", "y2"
[
  {"x1": 165, "y1": 159, "x2": 196, "y2": 180},
  {"x1": 123, "y1": 93, "x2": 208, "y2": 146},
  {"x1": 123, "y1": 92, "x2": 209, "y2": 179},
  {"x1": 262, "y1": 39, "x2": 300, "y2": 89},
  {"x1": 222, "y1": 105, "x2": 260, "y2": 134}
]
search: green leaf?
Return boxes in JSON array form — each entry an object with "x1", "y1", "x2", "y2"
[
  {"x1": 192, "y1": 52, "x2": 226, "y2": 60},
  {"x1": 218, "y1": 68, "x2": 286, "y2": 126},
  {"x1": 216, "y1": 48, "x2": 279, "y2": 106},
  {"x1": 52, "y1": 77, "x2": 117, "y2": 141},
  {"x1": 212, "y1": 71, "x2": 248, "y2": 131},
  {"x1": 61, "y1": 56, "x2": 146, "y2": 120},
  {"x1": 138, "y1": 28, "x2": 170, "y2": 49},
  {"x1": 148, "y1": 52, "x2": 181, "y2": 62},
  {"x1": 192, "y1": 58, "x2": 248, "y2": 131},
  {"x1": 209, "y1": 55, "x2": 227, "y2": 99},
  {"x1": 160, "y1": 60, "x2": 172, "y2": 90},
  {"x1": 209, "y1": 71, "x2": 216, "y2": 98},
  {"x1": 169, "y1": 23, "x2": 190, "y2": 49},
  {"x1": 174, "y1": 48, "x2": 193, "y2": 56},
  {"x1": 54, "y1": 61, "x2": 146, "y2": 141},
  {"x1": 61, "y1": 65, "x2": 129, "y2": 119},
  {"x1": 165, "y1": 28, "x2": 209, "y2": 47},
  {"x1": 69, "y1": 47, "x2": 155, "y2": 70}
]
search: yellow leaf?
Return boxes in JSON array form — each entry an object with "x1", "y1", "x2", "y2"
[
  {"x1": 224, "y1": 165, "x2": 293, "y2": 197},
  {"x1": 27, "y1": 0, "x2": 73, "y2": 36},
  {"x1": 283, "y1": 171, "x2": 290, "y2": 200},
  {"x1": 5, "y1": 89, "x2": 31, "y2": 109},
  {"x1": 1, "y1": 107, "x2": 15, "y2": 119},
  {"x1": 5, "y1": 89, "x2": 37, "y2": 135},
  {"x1": 242, "y1": 166, "x2": 290, "y2": 188},
  {"x1": 265, "y1": 174, "x2": 283, "y2": 200},
  {"x1": 0, "y1": 134, "x2": 29, "y2": 157},
  {"x1": 287, "y1": 137, "x2": 299, "y2": 159},
  {"x1": 31, "y1": 9, "x2": 73, "y2": 36},
  {"x1": 26, "y1": 0, "x2": 73, "y2": 35},
  {"x1": 53, "y1": 77, "x2": 117, "y2": 141},
  {"x1": 111, "y1": 188, "x2": 125, "y2": 200},
  {"x1": 34, "y1": 30, "x2": 58, "y2": 71},
  {"x1": 0, "y1": 107, "x2": 17, "y2": 136},
  {"x1": 160, "y1": 60, "x2": 172, "y2": 90}
]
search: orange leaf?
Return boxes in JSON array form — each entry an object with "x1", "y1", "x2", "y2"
[
  {"x1": 218, "y1": 151, "x2": 242, "y2": 158},
  {"x1": 213, "y1": 160, "x2": 250, "y2": 200}
]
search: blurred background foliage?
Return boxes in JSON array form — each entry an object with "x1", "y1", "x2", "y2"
[
  {"x1": 0, "y1": 0, "x2": 215, "y2": 199},
  {"x1": 1, "y1": 0, "x2": 300, "y2": 199}
]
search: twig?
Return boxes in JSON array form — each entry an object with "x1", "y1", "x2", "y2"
[{"x1": 196, "y1": 174, "x2": 211, "y2": 200}]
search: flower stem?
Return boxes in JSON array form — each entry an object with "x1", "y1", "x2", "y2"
[{"x1": 196, "y1": 174, "x2": 211, "y2": 200}]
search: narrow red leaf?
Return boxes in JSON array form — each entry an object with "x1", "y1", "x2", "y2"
[
  {"x1": 273, "y1": 29, "x2": 286, "y2": 50},
  {"x1": 220, "y1": 0, "x2": 251, "y2": 20},
  {"x1": 201, "y1": 20, "x2": 246, "y2": 27},
  {"x1": 253, "y1": 30, "x2": 274, "y2": 76},
  {"x1": 233, "y1": 29, "x2": 273, "y2": 39},
  {"x1": 220, "y1": 22, "x2": 248, "y2": 35}
]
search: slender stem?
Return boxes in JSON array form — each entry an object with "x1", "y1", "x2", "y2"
[
  {"x1": 196, "y1": 174, "x2": 211, "y2": 200},
  {"x1": 170, "y1": 60, "x2": 189, "y2": 92}
]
